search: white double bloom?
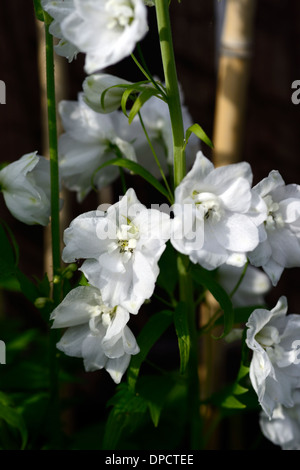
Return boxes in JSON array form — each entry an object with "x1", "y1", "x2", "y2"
[
  {"x1": 62, "y1": 188, "x2": 171, "y2": 314},
  {"x1": 0, "y1": 152, "x2": 52, "y2": 226},
  {"x1": 50, "y1": 0, "x2": 148, "y2": 73},
  {"x1": 51, "y1": 285, "x2": 139, "y2": 383},
  {"x1": 58, "y1": 94, "x2": 136, "y2": 202},
  {"x1": 246, "y1": 296, "x2": 300, "y2": 419},
  {"x1": 248, "y1": 170, "x2": 300, "y2": 286},
  {"x1": 259, "y1": 389, "x2": 300, "y2": 450},
  {"x1": 170, "y1": 151, "x2": 266, "y2": 270}
]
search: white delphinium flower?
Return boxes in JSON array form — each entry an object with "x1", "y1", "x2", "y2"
[
  {"x1": 62, "y1": 188, "x2": 171, "y2": 314},
  {"x1": 41, "y1": 0, "x2": 78, "y2": 62},
  {"x1": 58, "y1": 94, "x2": 136, "y2": 202},
  {"x1": 171, "y1": 151, "x2": 267, "y2": 271},
  {"x1": 259, "y1": 389, "x2": 300, "y2": 450},
  {"x1": 59, "y1": 0, "x2": 148, "y2": 74},
  {"x1": 248, "y1": 170, "x2": 300, "y2": 286},
  {"x1": 83, "y1": 73, "x2": 199, "y2": 179},
  {"x1": 246, "y1": 296, "x2": 300, "y2": 418},
  {"x1": 51, "y1": 285, "x2": 139, "y2": 383},
  {"x1": 0, "y1": 152, "x2": 51, "y2": 226},
  {"x1": 217, "y1": 264, "x2": 271, "y2": 308}
]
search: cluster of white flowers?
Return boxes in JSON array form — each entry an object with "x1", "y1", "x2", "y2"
[
  {"x1": 54, "y1": 187, "x2": 170, "y2": 382},
  {"x1": 57, "y1": 75, "x2": 198, "y2": 201},
  {"x1": 3, "y1": 0, "x2": 300, "y2": 447}
]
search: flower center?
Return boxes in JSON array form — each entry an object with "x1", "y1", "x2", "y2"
[
  {"x1": 116, "y1": 221, "x2": 139, "y2": 259},
  {"x1": 255, "y1": 325, "x2": 280, "y2": 348},
  {"x1": 192, "y1": 191, "x2": 223, "y2": 222},
  {"x1": 88, "y1": 305, "x2": 117, "y2": 333},
  {"x1": 264, "y1": 195, "x2": 284, "y2": 230},
  {"x1": 106, "y1": 0, "x2": 134, "y2": 31}
]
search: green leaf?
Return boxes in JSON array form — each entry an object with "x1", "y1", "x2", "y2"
[
  {"x1": 191, "y1": 265, "x2": 234, "y2": 338},
  {"x1": 100, "y1": 80, "x2": 150, "y2": 113},
  {"x1": 127, "y1": 310, "x2": 173, "y2": 391},
  {"x1": 128, "y1": 87, "x2": 158, "y2": 124},
  {"x1": 185, "y1": 123, "x2": 213, "y2": 149},
  {"x1": 174, "y1": 302, "x2": 190, "y2": 375},
  {"x1": 136, "y1": 375, "x2": 175, "y2": 428},
  {"x1": 33, "y1": 0, "x2": 45, "y2": 21},
  {"x1": 0, "y1": 391, "x2": 28, "y2": 449},
  {"x1": 221, "y1": 395, "x2": 247, "y2": 409},
  {"x1": 0, "y1": 361, "x2": 49, "y2": 391},
  {"x1": 15, "y1": 269, "x2": 40, "y2": 304},
  {"x1": 210, "y1": 333, "x2": 251, "y2": 411},
  {"x1": 0, "y1": 222, "x2": 17, "y2": 281},
  {"x1": 156, "y1": 242, "x2": 178, "y2": 296},
  {"x1": 102, "y1": 384, "x2": 148, "y2": 450},
  {"x1": 92, "y1": 157, "x2": 171, "y2": 201}
]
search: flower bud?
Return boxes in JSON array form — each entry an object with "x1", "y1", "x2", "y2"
[{"x1": 82, "y1": 74, "x2": 132, "y2": 114}]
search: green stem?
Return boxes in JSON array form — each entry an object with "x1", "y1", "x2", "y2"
[
  {"x1": 138, "y1": 111, "x2": 174, "y2": 203},
  {"x1": 155, "y1": 1, "x2": 201, "y2": 449},
  {"x1": 155, "y1": 0, "x2": 186, "y2": 188},
  {"x1": 44, "y1": 14, "x2": 62, "y2": 446},
  {"x1": 131, "y1": 52, "x2": 166, "y2": 98}
]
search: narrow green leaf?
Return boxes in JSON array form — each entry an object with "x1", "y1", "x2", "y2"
[
  {"x1": 127, "y1": 310, "x2": 173, "y2": 391},
  {"x1": 128, "y1": 87, "x2": 158, "y2": 124},
  {"x1": 0, "y1": 392, "x2": 28, "y2": 449},
  {"x1": 102, "y1": 384, "x2": 148, "y2": 450},
  {"x1": 174, "y1": 302, "x2": 190, "y2": 375},
  {"x1": 15, "y1": 269, "x2": 40, "y2": 304},
  {"x1": 191, "y1": 265, "x2": 234, "y2": 338},
  {"x1": 185, "y1": 123, "x2": 213, "y2": 149},
  {"x1": 92, "y1": 157, "x2": 171, "y2": 201}
]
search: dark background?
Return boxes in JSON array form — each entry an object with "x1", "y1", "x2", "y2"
[{"x1": 0, "y1": 0, "x2": 300, "y2": 450}]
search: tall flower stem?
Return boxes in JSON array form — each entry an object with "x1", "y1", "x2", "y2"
[
  {"x1": 155, "y1": 0, "x2": 201, "y2": 448},
  {"x1": 44, "y1": 12, "x2": 62, "y2": 445},
  {"x1": 155, "y1": 0, "x2": 186, "y2": 188}
]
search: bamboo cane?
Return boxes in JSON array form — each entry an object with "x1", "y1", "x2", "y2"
[
  {"x1": 199, "y1": 0, "x2": 258, "y2": 448},
  {"x1": 212, "y1": 0, "x2": 257, "y2": 166}
]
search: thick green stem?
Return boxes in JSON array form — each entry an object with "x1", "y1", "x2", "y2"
[
  {"x1": 155, "y1": 0, "x2": 186, "y2": 188},
  {"x1": 44, "y1": 15, "x2": 62, "y2": 446},
  {"x1": 155, "y1": 1, "x2": 200, "y2": 448},
  {"x1": 44, "y1": 20, "x2": 61, "y2": 293}
]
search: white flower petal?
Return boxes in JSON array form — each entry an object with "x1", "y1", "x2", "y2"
[{"x1": 50, "y1": 285, "x2": 103, "y2": 328}]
